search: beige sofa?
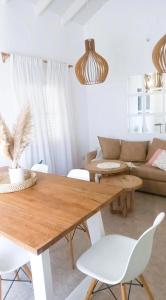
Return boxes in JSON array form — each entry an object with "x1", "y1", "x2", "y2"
[{"x1": 85, "y1": 137, "x2": 166, "y2": 197}]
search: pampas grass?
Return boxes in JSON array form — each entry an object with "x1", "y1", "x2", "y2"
[
  {"x1": 0, "y1": 115, "x2": 13, "y2": 161},
  {"x1": 0, "y1": 107, "x2": 32, "y2": 168}
]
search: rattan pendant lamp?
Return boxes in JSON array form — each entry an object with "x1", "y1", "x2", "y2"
[
  {"x1": 152, "y1": 34, "x2": 166, "y2": 73},
  {"x1": 75, "y1": 39, "x2": 109, "y2": 85},
  {"x1": 75, "y1": 1, "x2": 109, "y2": 85}
]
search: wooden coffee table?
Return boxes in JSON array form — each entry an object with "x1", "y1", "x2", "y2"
[
  {"x1": 100, "y1": 174, "x2": 143, "y2": 217},
  {"x1": 85, "y1": 160, "x2": 128, "y2": 182}
]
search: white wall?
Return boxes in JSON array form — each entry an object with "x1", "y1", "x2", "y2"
[
  {"x1": 1, "y1": 0, "x2": 166, "y2": 166},
  {"x1": 0, "y1": 0, "x2": 89, "y2": 166},
  {"x1": 0, "y1": 0, "x2": 82, "y2": 62},
  {"x1": 84, "y1": 0, "x2": 166, "y2": 150}
]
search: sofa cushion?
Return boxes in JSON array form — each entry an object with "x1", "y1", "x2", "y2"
[
  {"x1": 152, "y1": 150, "x2": 166, "y2": 171},
  {"x1": 130, "y1": 164, "x2": 166, "y2": 182},
  {"x1": 98, "y1": 137, "x2": 121, "y2": 159},
  {"x1": 146, "y1": 138, "x2": 166, "y2": 160},
  {"x1": 146, "y1": 148, "x2": 163, "y2": 165},
  {"x1": 120, "y1": 141, "x2": 148, "y2": 162}
]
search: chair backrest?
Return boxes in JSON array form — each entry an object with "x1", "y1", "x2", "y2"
[
  {"x1": 31, "y1": 163, "x2": 48, "y2": 173},
  {"x1": 67, "y1": 169, "x2": 90, "y2": 181},
  {"x1": 122, "y1": 212, "x2": 165, "y2": 282}
]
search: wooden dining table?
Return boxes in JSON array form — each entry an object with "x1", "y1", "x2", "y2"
[{"x1": 0, "y1": 170, "x2": 122, "y2": 300}]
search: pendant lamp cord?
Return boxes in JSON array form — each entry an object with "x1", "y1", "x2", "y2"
[{"x1": 86, "y1": 0, "x2": 91, "y2": 38}]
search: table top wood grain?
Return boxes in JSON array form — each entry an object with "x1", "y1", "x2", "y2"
[{"x1": 0, "y1": 170, "x2": 122, "y2": 255}]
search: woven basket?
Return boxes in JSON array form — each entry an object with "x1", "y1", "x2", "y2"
[{"x1": 0, "y1": 171, "x2": 37, "y2": 193}]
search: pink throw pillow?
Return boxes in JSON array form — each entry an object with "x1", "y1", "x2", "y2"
[{"x1": 146, "y1": 148, "x2": 163, "y2": 166}]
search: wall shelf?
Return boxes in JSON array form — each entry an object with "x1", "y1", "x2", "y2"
[{"x1": 128, "y1": 75, "x2": 166, "y2": 134}]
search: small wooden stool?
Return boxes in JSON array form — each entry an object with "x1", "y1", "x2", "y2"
[{"x1": 100, "y1": 175, "x2": 143, "y2": 217}]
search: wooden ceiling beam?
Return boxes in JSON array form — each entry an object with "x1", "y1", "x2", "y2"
[
  {"x1": 34, "y1": 0, "x2": 54, "y2": 16},
  {"x1": 61, "y1": 0, "x2": 88, "y2": 25}
]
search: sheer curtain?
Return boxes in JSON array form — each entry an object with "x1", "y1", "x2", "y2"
[
  {"x1": 10, "y1": 54, "x2": 78, "y2": 174},
  {"x1": 46, "y1": 60, "x2": 78, "y2": 174}
]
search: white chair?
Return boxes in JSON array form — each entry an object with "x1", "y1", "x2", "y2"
[
  {"x1": 31, "y1": 162, "x2": 48, "y2": 173},
  {"x1": 76, "y1": 212, "x2": 165, "y2": 300},
  {"x1": 0, "y1": 236, "x2": 32, "y2": 300},
  {"x1": 67, "y1": 169, "x2": 90, "y2": 181},
  {"x1": 67, "y1": 169, "x2": 90, "y2": 269}
]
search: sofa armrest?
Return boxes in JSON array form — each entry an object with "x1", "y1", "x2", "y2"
[{"x1": 85, "y1": 150, "x2": 97, "y2": 164}]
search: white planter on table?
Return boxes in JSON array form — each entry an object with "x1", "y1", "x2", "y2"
[{"x1": 8, "y1": 168, "x2": 24, "y2": 184}]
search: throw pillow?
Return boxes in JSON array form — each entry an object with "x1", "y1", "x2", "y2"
[
  {"x1": 120, "y1": 140, "x2": 148, "y2": 162},
  {"x1": 92, "y1": 147, "x2": 103, "y2": 161},
  {"x1": 98, "y1": 136, "x2": 121, "y2": 159},
  {"x1": 152, "y1": 150, "x2": 166, "y2": 171},
  {"x1": 146, "y1": 148, "x2": 163, "y2": 166},
  {"x1": 146, "y1": 138, "x2": 166, "y2": 161}
]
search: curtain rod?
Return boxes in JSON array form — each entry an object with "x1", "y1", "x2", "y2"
[{"x1": 1, "y1": 52, "x2": 73, "y2": 68}]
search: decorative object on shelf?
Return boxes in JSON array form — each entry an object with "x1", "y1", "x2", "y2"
[
  {"x1": 152, "y1": 34, "x2": 166, "y2": 73},
  {"x1": 154, "y1": 123, "x2": 164, "y2": 134},
  {"x1": 0, "y1": 170, "x2": 37, "y2": 193},
  {"x1": 144, "y1": 74, "x2": 150, "y2": 91},
  {"x1": 161, "y1": 73, "x2": 166, "y2": 89},
  {"x1": 75, "y1": 38, "x2": 109, "y2": 85},
  {"x1": 0, "y1": 107, "x2": 32, "y2": 184},
  {"x1": 144, "y1": 72, "x2": 162, "y2": 90}
]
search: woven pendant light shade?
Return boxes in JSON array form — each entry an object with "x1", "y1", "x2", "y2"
[
  {"x1": 152, "y1": 34, "x2": 166, "y2": 73},
  {"x1": 75, "y1": 39, "x2": 109, "y2": 85}
]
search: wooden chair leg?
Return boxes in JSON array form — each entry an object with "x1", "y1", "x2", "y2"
[
  {"x1": 90, "y1": 173, "x2": 95, "y2": 182},
  {"x1": 129, "y1": 190, "x2": 135, "y2": 212},
  {"x1": 139, "y1": 275, "x2": 155, "y2": 300},
  {"x1": 69, "y1": 231, "x2": 75, "y2": 269},
  {"x1": 120, "y1": 284, "x2": 127, "y2": 300},
  {"x1": 14, "y1": 270, "x2": 20, "y2": 280},
  {"x1": 84, "y1": 279, "x2": 98, "y2": 300},
  {"x1": 122, "y1": 195, "x2": 127, "y2": 217},
  {"x1": 23, "y1": 264, "x2": 32, "y2": 281},
  {"x1": 110, "y1": 201, "x2": 114, "y2": 213},
  {"x1": 82, "y1": 222, "x2": 90, "y2": 239}
]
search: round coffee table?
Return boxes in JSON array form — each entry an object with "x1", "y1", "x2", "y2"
[
  {"x1": 85, "y1": 160, "x2": 128, "y2": 182},
  {"x1": 100, "y1": 174, "x2": 143, "y2": 217}
]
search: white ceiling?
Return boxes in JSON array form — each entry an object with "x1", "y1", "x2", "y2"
[{"x1": 29, "y1": 0, "x2": 109, "y2": 25}]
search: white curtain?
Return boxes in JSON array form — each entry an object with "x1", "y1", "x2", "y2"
[
  {"x1": 46, "y1": 60, "x2": 78, "y2": 174},
  {"x1": 10, "y1": 54, "x2": 78, "y2": 174}
]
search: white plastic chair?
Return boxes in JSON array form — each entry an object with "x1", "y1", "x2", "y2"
[
  {"x1": 31, "y1": 163, "x2": 48, "y2": 173},
  {"x1": 67, "y1": 169, "x2": 90, "y2": 181},
  {"x1": 0, "y1": 236, "x2": 31, "y2": 300},
  {"x1": 76, "y1": 212, "x2": 165, "y2": 300},
  {"x1": 67, "y1": 169, "x2": 90, "y2": 269}
]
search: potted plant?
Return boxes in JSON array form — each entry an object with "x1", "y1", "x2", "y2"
[{"x1": 0, "y1": 106, "x2": 32, "y2": 184}]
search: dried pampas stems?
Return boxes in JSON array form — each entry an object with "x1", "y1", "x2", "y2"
[
  {"x1": 0, "y1": 115, "x2": 13, "y2": 161},
  {"x1": 0, "y1": 106, "x2": 32, "y2": 168},
  {"x1": 12, "y1": 106, "x2": 32, "y2": 168}
]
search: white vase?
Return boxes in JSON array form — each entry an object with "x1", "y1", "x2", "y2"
[{"x1": 9, "y1": 168, "x2": 25, "y2": 184}]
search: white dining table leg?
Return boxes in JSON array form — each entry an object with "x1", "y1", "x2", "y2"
[
  {"x1": 30, "y1": 249, "x2": 54, "y2": 300},
  {"x1": 66, "y1": 211, "x2": 105, "y2": 300},
  {"x1": 30, "y1": 211, "x2": 104, "y2": 300}
]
